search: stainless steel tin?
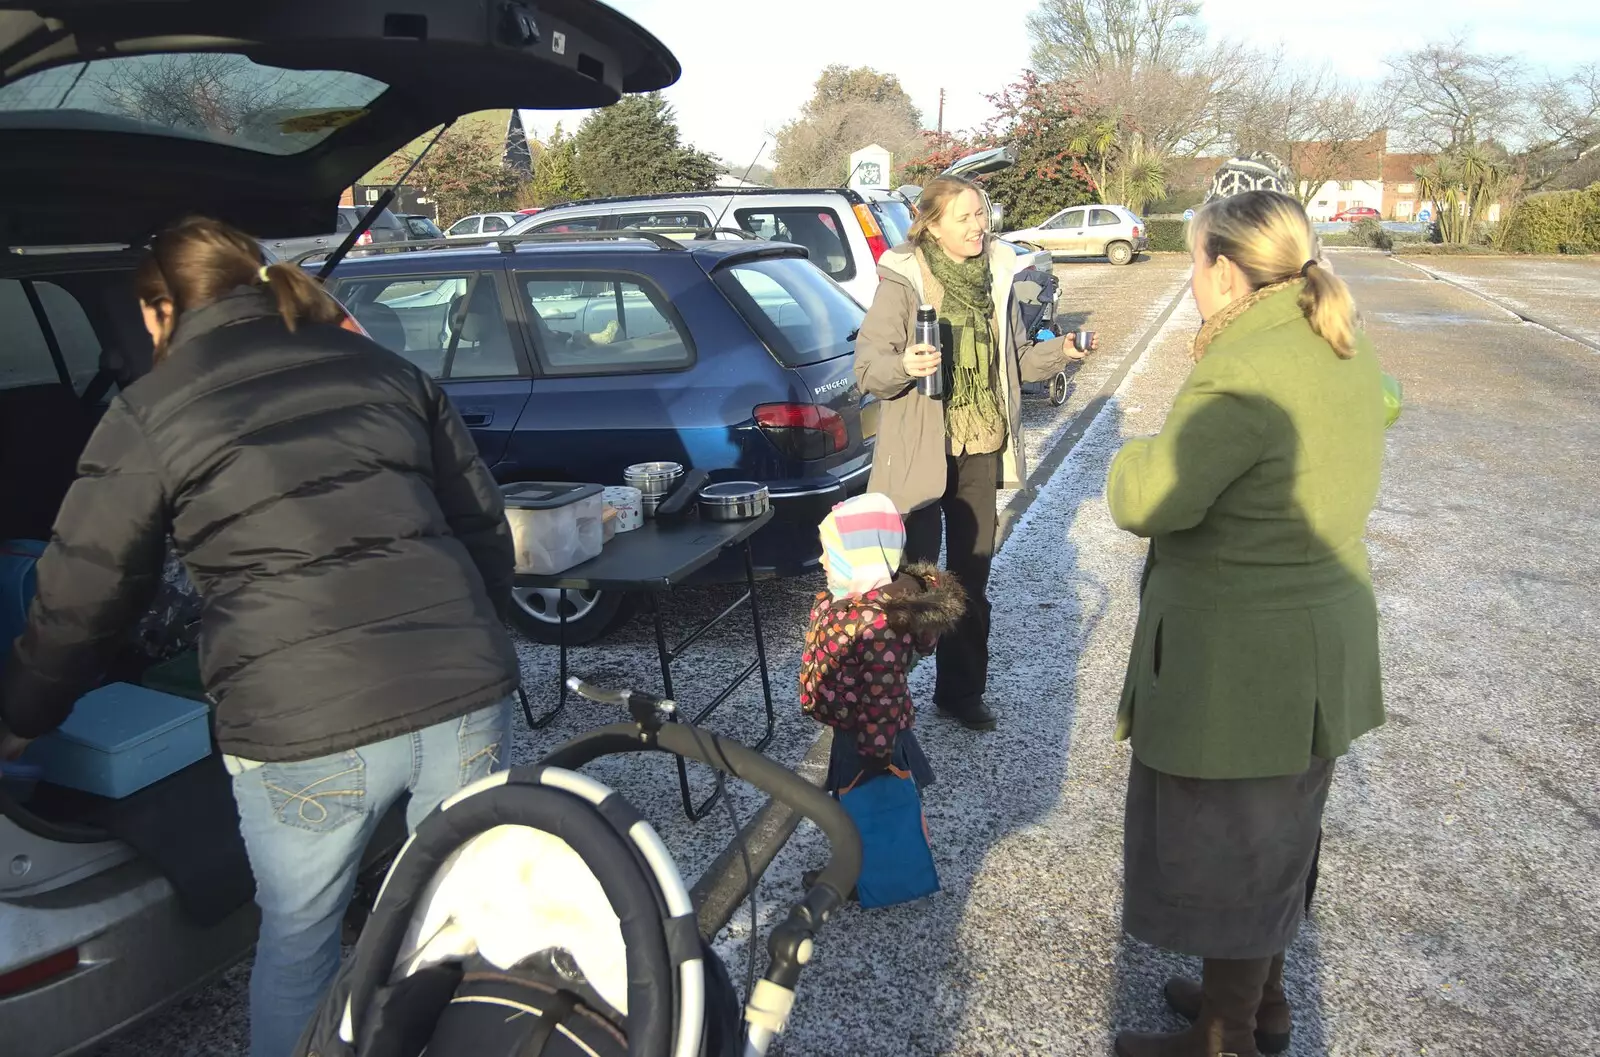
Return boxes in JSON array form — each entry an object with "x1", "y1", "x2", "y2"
[
  {"x1": 624, "y1": 461, "x2": 684, "y2": 494},
  {"x1": 697, "y1": 481, "x2": 770, "y2": 521}
]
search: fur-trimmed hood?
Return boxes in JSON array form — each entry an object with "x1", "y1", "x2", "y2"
[{"x1": 879, "y1": 562, "x2": 966, "y2": 637}]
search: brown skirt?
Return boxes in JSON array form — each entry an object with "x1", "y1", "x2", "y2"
[{"x1": 1122, "y1": 753, "x2": 1334, "y2": 959}]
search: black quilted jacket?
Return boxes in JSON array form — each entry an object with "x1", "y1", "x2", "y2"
[{"x1": 0, "y1": 288, "x2": 519, "y2": 761}]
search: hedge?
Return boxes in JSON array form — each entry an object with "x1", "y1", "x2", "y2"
[
  {"x1": 1145, "y1": 218, "x2": 1188, "y2": 252},
  {"x1": 1502, "y1": 185, "x2": 1600, "y2": 254}
]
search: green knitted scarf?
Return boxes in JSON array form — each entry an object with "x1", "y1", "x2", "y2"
[{"x1": 923, "y1": 243, "x2": 1004, "y2": 441}]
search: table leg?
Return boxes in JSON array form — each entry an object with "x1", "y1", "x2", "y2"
[
  {"x1": 524, "y1": 597, "x2": 571, "y2": 730},
  {"x1": 743, "y1": 541, "x2": 777, "y2": 753}
]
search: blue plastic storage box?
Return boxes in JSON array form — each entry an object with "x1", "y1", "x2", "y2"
[
  {"x1": 25, "y1": 683, "x2": 212, "y2": 799},
  {"x1": 1, "y1": 539, "x2": 47, "y2": 673}
]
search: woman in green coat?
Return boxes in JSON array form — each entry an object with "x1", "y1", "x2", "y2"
[{"x1": 1107, "y1": 190, "x2": 1387, "y2": 1057}]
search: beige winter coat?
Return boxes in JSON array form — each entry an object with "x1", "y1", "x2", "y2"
[{"x1": 853, "y1": 238, "x2": 1072, "y2": 513}]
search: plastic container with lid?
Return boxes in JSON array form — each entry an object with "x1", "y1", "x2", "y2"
[
  {"x1": 502, "y1": 482, "x2": 605, "y2": 575},
  {"x1": 23, "y1": 683, "x2": 212, "y2": 799}
]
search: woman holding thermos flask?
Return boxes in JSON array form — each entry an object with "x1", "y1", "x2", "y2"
[{"x1": 853, "y1": 175, "x2": 1092, "y2": 730}]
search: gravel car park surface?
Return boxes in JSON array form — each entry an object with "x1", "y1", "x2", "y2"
[
  {"x1": 718, "y1": 251, "x2": 1600, "y2": 1056},
  {"x1": 1395, "y1": 255, "x2": 1600, "y2": 349},
  {"x1": 90, "y1": 256, "x2": 1191, "y2": 1057}
]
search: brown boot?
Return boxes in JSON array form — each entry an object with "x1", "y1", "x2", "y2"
[
  {"x1": 1163, "y1": 954, "x2": 1290, "y2": 1053},
  {"x1": 1115, "y1": 957, "x2": 1271, "y2": 1057}
]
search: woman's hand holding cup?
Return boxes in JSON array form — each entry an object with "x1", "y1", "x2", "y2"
[{"x1": 903, "y1": 343, "x2": 941, "y2": 378}]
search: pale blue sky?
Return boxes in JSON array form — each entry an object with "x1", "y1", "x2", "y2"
[{"x1": 524, "y1": 0, "x2": 1600, "y2": 164}]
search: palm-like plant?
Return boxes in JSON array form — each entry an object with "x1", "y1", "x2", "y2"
[
  {"x1": 1416, "y1": 146, "x2": 1509, "y2": 244},
  {"x1": 1111, "y1": 141, "x2": 1168, "y2": 215},
  {"x1": 1070, "y1": 116, "x2": 1119, "y2": 204}
]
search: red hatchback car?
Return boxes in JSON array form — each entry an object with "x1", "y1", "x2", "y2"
[{"x1": 1332, "y1": 206, "x2": 1381, "y2": 222}]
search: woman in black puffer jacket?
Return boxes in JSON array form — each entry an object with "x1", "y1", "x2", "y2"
[{"x1": 0, "y1": 216, "x2": 521, "y2": 1057}]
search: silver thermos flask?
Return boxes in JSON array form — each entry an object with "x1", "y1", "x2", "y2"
[{"x1": 914, "y1": 304, "x2": 943, "y2": 399}]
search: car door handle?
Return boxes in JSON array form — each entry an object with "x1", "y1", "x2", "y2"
[{"x1": 460, "y1": 412, "x2": 493, "y2": 427}]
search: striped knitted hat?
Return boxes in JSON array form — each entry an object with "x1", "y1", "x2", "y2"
[{"x1": 818, "y1": 492, "x2": 905, "y2": 600}]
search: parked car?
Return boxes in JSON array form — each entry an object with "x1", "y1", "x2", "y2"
[
  {"x1": 398, "y1": 213, "x2": 446, "y2": 241},
  {"x1": 264, "y1": 205, "x2": 411, "y2": 260},
  {"x1": 1004, "y1": 204, "x2": 1149, "y2": 265},
  {"x1": 1331, "y1": 206, "x2": 1381, "y2": 223},
  {"x1": 506, "y1": 187, "x2": 1046, "y2": 307},
  {"x1": 318, "y1": 231, "x2": 874, "y2": 645},
  {"x1": 0, "y1": 2, "x2": 679, "y2": 1054},
  {"x1": 445, "y1": 212, "x2": 523, "y2": 238}
]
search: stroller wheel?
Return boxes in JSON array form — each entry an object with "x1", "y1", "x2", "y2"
[{"x1": 1048, "y1": 372, "x2": 1069, "y2": 407}]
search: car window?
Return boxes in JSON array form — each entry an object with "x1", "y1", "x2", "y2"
[
  {"x1": 1061, "y1": 209, "x2": 1087, "y2": 229},
  {"x1": 521, "y1": 273, "x2": 693, "y2": 376},
  {"x1": 0, "y1": 279, "x2": 103, "y2": 394},
  {"x1": 617, "y1": 211, "x2": 711, "y2": 240},
  {"x1": 0, "y1": 56, "x2": 386, "y2": 156},
  {"x1": 733, "y1": 208, "x2": 855, "y2": 281},
  {"x1": 328, "y1": 273, "x2": 518, "y2": 380},
  {"x1": 716, "y1": 257, "x2": 865, "y2": 368},
  {"x1": 335, "y1": 212, "x2": 354, "y2": 233},
  {"x1": 873, "y1": 200, "x2": 914, "y2": 246},
  {"x1": 532, "y1": 216, "x2": 606, "y2": 234},
  {"x1": 448, "y1": 217, "x2": 480, "y2": 236},
  {"x1": 405, "y1": 218, "x2": 439, "y2": 239},
  {"x1": 482, "y1": 215, "x2": 510, "y2": 234},
  {"x1": 1090, "y1": 209, "x2": 1120, "y2": 227}
]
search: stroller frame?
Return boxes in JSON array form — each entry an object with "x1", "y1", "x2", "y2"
[{"x1": 301, "y1": 678, "x2": 862, "y2": 1057}]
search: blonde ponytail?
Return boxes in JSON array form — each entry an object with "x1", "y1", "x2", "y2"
[
  {"x1": 1192, "y1": 190, "x2": 1360, "y2": 358},
  {"x1": 1297, "y1": 261, "x2": 1357, "y2": 359}
]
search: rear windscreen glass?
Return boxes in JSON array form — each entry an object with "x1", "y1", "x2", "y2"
[
  {"x1": 874, "y1": 200, "x2": 914, "y2": 246},
  {"x1": 716, "y1": 257, "x2": 865, "y2": 368},
  {"x1": 0, "y1": 56, "x2": 387, "y2": 155}
]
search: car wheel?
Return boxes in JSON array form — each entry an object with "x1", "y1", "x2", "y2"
[
  {"x1": 509, "y1": 585, "x2": 632, "y2": 645},
  {"x1": 1107, "y1": 241, "x2": 1134, "y2": 266},
  {"x1": 1048, "y1": 372, "x2": 1070, "y2": 407}
]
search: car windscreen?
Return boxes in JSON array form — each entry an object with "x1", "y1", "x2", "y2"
[
  {"x1": 715, "y1": 256, "x2": 865, "y2": 368},
  {"x1": 0, "y1": 55, "x2": 387, "y2": 155},
  {"x1": 873, "y1": 199, "x2": 914, "y2": 246}
]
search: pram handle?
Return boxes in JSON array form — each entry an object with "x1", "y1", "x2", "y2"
[{"x1": 540, "y1": 722, "x2": 861, "y2": 914}]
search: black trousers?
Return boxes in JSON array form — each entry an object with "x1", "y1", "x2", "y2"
[{"x1": 903, "y1": 451, "x2": 998, "y2": 710}]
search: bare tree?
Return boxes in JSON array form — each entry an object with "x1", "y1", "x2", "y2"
[
  {"x1": 1230, "y1": 58, "x2": 1393, "y2": 204},
  {"x1": 1524, "y1": 63, "x2": 1600, "y2": 188},
  {"x1": 101, "y1": 53, "x2": 313, "y2": 140},
  {"x1": 1383, "y1": 38, "x2": 1526, "y2": 151},
  {"x1": 774, "y1": 66, "x2": 924, "y2": 186},
  {"x1": 1027, "y1": 0, "x2": 1205, "y2": 80}
]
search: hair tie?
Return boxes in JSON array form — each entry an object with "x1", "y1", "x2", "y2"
[
  {"x1": 1300, "y1": 259, "x2": 1317, "y2": 278},
  {"x1": 258, "y1": 265, "x2": 271, "y2": 283}
]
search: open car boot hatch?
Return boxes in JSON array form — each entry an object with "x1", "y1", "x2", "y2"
[{"x1": 0, "y1": 0, "x2": 680, "y2": 249}]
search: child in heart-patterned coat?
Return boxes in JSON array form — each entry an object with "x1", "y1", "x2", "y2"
[{"x1": 799, "y1": 493, "x2": 966, "y2": 796}]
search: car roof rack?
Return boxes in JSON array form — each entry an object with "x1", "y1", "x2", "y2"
[
  {"x1": 532, "y1": 186, "x2": 870, "y2": 209},
  {"x1": 294, "y1": 226, "x2": 769, "y2": 266}
]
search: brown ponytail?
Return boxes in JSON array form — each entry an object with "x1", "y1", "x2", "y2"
[
  {"x1": 134, "y1": 215, "x2": 346, "y2": 358},
  {"x1": 1190, "y1": 190, "x2": 1360, "y2": 358}
]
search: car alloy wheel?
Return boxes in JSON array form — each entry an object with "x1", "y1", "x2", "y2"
[{"x1": 509, "y1": 585, "x2": 630, "y2": 645}]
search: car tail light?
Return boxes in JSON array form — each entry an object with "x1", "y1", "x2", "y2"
[
  {"x1": 356, "y1": 230, "x2": 373, "y2": 246},
  {"x1": 852, "y1": 204, "x2": 890, "y2": 263},
  {"x1": 754, "y1": 402, "x2": 848, "y2": 460},
  {"x1": 1133, "y1": 225, "x2": 1143, "y2": 238},
  {"x1": 0, "y1": 947, "x2": 79, "y2": 997}
]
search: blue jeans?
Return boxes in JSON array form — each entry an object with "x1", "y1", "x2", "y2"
[{"x1": 229, "y1": 697, "x2": 514, "y2": 1057}]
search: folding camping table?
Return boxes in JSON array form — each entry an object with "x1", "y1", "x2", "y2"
[{"x1": 513, "y1": 509, "x2": 777, "y2": 820}]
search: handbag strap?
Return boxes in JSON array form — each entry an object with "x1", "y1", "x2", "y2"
[{"x1": 840, "y1": 763, "x2": 913, "y2": 795}]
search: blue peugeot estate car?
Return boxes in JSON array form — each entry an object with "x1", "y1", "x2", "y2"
[{"x1": 319, "y1": 231, "x2": 874, "y2": 643}]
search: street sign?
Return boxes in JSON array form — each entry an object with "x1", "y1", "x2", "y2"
[
  {"x1": 1417, "y1": 207, "x2": 1432, "y2": 223},
  {"x1": 1183, "y1": 209, "x2": 1195, "y2": 221}
]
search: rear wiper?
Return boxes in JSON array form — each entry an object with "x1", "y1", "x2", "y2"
[{"x1": 846, "y1": 328, "x2": 860, "y2": 342}]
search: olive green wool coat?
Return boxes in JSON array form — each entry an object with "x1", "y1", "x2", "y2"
[{"x1": 1109, "y1": 282, "x2": 1387, "y2": 780}]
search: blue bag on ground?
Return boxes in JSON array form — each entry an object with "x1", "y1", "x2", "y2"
[{"x1": 839, "y1": 765, "x2": 940, "y2": 908}]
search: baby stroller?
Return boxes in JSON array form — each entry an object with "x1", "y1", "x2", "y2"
[
  {"x1": 294, "y1": 677, "x2": 861, "y2": 1057},
  {"x1": 1014, "y1": 264, "x2": 1072, "y2": 407}
]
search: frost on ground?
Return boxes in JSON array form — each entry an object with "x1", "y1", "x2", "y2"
[
  {"x1": 734, "y1": 252, "x2": 1600, "y2": 1057},
  {"x1": 1397, "y1": 255, "x2": 1600, "y2": 349}
]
